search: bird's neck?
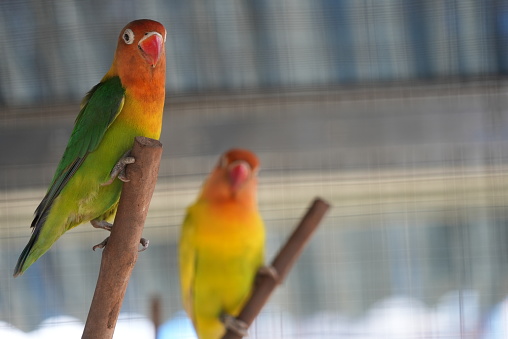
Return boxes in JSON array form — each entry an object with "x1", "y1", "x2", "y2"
[
  {"x1": 102, "y1": 63, "x2": 166, "y2": 138},
  {"x1": 203, "y1": 190, "x2": 258, "y2": 212},
  {"x1": 104, "y1": 62, "x2": 166, "y2": 103}
]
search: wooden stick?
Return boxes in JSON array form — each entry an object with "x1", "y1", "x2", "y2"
[
  {"x1": 151, "y1": 295, "x2": 162, "y2": 339},
  {"x1": 82, "y1": 136, "x2": 163, "y2": 339},
  {"x1": 222, "y1": 197, "x2": 330, "y2": 339}
]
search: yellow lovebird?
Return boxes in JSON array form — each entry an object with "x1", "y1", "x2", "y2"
[{"x1": 179, "y1": 149, "x2": 266, "y2": 339}]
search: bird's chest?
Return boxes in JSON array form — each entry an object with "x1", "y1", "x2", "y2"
[
  {"x1": 116, "y1": 93, "x2": 164, "y2": 139},
  {"x1": 195, "y1": 211, "x2": 261, "y2": 255}
]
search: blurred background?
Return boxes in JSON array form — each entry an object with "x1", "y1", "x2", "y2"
[{"x1": 2, "y1": 0, "x2": 508, "y2": 338}]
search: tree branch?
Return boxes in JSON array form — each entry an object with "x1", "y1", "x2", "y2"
[
  {"x1": 82, "y1": 136, "x2": 163, "y2": 339},
  {"x1": 222, "y1": 197, "x2": 331, "y2": 339}
]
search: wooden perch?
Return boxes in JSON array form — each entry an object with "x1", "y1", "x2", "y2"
[
  {"x1": 82, "y1": 136, "x2": 163, "y2": 339},
  {"x1": 222, "y1": 197, "x2": 330, "y2": 339},
  {"x1": 151, "y1": 295, "x2": 162, "y2": 339}
]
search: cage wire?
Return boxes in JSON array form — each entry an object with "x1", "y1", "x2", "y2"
[{"x1": 1, "y1": 0, "x2": 508, "y2": 338}]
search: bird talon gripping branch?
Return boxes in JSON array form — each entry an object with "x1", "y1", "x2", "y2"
[
  {"x1": 92, "y1": 237, "x2": 110, "y2": 251},
  {"x1": 257, "y1": 265, "x2": 280, "y2": 283},
  {"x1": 101, "y1": 152, "x2": 135, "y2": 186},
  {"x1": 220, "y1": 314, "x2": 249, "y2": 337},
  {"x1": 91, "y1": 219, "x2": 113, "y2": 232},
  {"x1": 91, "y1": 219, "x2": 149, "y2": 252},
  {"x1": 139, "y1": 238, "x2": 149, "y2": 252}
]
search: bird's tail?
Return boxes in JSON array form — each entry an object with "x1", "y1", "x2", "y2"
[
  {"x1": 13, "y1": 214, "x2": 63, "y2": 277},
  {"x1": 13, "y1": 225, "x2": 46, "y2": 277}
]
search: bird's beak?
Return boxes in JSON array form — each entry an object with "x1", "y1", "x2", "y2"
[
  {"x1": 228, "y1": 161, "x2": 251, "y2": 192},
  {"x1": 138, "y1": 32, "x2": 164, "y2": 67}
]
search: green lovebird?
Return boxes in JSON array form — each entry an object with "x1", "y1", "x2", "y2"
[{"x1": 14, "y1": 19, "x2": 167, "y2": 277}]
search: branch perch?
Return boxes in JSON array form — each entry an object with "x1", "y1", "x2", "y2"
[
  {"x1": 222, "y1": 197, "x2": 330, "y2": 339},
  {"x1": 82, "y1": 136, "x2": 163, "y2": 339}
]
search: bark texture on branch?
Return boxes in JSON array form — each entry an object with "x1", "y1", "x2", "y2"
[
  {"x1": 82, "y1": 136, "x2": 163, "y2": 339},
  {"x1": 222, "y1": 197, "x2": 330, "y2": 339}
]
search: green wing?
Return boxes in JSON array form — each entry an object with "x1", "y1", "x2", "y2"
[
  {"x1": 12, "y1": 76, "x2": 125, "y2": 276},
  {"x1": 32, "y1": 76, "x2": 125, "y2": 229}
]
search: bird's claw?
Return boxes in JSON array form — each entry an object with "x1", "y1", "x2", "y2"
[
  {"x1": 91, "y1": 219, "x2": 113, "y2": 232},
  {"x1": 101, "y1": 151, "x2": 135, "y2": 186},
  {"x1": 257, "y1": 265, "x2": 279, "y2": 283},
  {"x1": 92, "y1": 237, "x2": 149, "y2": 252},
  {"x1": 91, "y1": 219, "x2": 149, "y2": 252},
  {"x1": 139, "y1": 238, "x2": 149, "y2": 252},
  {"x1": 93, "y1": 237, "x2": 109, "y2": 251},
  {"x1": 220, "y1": 314, "x2": 248, "y2": 337},
  {"x1": 91, "y1": 220, "x2": 149, "y2": 252}
]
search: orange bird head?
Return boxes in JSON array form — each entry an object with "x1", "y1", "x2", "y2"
[
  {"x1": 106, "y1": 19, "x2": 166, "y2": 92},
  {"x1": 201, "y1": 149, "x2": 260, "y2": 206}
]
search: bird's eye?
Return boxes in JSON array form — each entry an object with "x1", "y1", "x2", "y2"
[{"x1": 122, "y1": 29, "x2": 134, "y2": 44}]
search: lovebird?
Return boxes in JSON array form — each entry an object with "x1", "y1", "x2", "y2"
[
  {"x1": 14, "y1": 19, "x2": 167, "y2": 277},
  {"x1": 179, "y1": 149, "x2": 267, "y2": 339}
]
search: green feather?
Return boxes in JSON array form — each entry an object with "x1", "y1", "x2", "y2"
[{"x1": 14, "y1": 76, "x2": 125, "y2": 276}]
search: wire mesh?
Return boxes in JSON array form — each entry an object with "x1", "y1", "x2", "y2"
[{"x1": 1, "y1": 0, "x2": 508, "y2": 338}]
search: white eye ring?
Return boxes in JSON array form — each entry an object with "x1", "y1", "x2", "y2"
[{"x1": 122, "y1": 29, "x2": 134, "y2": 44}]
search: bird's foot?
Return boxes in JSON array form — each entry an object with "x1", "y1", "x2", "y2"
[
  {"x1": 101, "y1": 151, "x2": 135, "y2": 186},
  {"x1": 92, "y1": 236, "x2": 149, "y2": 252},
  {"x1": 91, "y1": 219, "x2": 113, "y2": 231},
  {"x1": 256, "y1": 265, "x2": 279, "y2": 284},
  {"x1": 91, "y1": 219, "x2": 112, "y2": 250},
  {"x1": 93, "y1": 236, "x2": 109, "y2": 251},
  {"x1": 90, "y1": 220, "x2": 149, "y2": 252},
  {"x1": 220, "y1": 313, "x2": 248, "y2": 337},
  {"x1": 139, "y1": 237, "x2": 149, "y2": 252}
]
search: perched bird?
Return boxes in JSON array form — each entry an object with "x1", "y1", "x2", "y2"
[
  {"x1": 179, "y1": 149, "x2": 266, "y2": 339},
  {"x1": 14, "y1": 19, "x2": 167, "y2": 277}
]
